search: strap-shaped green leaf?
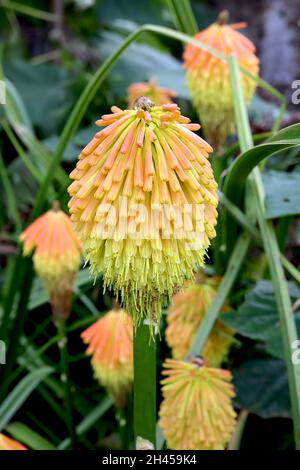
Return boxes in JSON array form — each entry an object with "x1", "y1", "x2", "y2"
[
  {"x1": 223, "y1": 123, "x2": 300, "y2": 211},
  {"x1": 0, "y1": 367, "x2": 53, "y2": 430},
  {"x1": 6, "y1": 422, "x2": 55, "y2": 450}
]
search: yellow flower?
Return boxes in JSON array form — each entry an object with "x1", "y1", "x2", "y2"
[
  {"x1": 159, "y1": 358, "x2": 236, "y2": 450},
  {"x1": 81, "y1": 308, "x2": 133, "y2": 406},
  {"x1": 20, "y1": 201, "x2": 81, "y2": 319},
  {"x1": 166, "y1": 274, "x2": 234, "y2": 366},
  {"x1": 68, "y1": 100, "x2": 218, "y2": 328},
  {"x1": 127, "y1": 79, "x2": 176, "y2": 108},
  {"x1": 183, "y1": 10, "x2": 259, "y2": 148},
  {"x1": 0, "y1": 433, "x2": 27, "y2": 450}
]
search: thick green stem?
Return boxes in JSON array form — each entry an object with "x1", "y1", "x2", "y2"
[
  {"x1": 228, "y1": 55, "x2": 300, "y2": 449},
  {"x1": 134, "y1": 322, "x2": 156, "y2": 449},
  {"x1": 56, "y1": 318, "x2": 76, "y2": 449}
]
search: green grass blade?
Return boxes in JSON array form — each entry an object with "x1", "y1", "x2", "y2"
[
  {"x1": 1, "y1": 0, "x2": 59, "y2": 22},
  {"x1": 58, "y1": 397, "x2": 113, "y2": 449},
  {"x1": 167, "y1": 0, "x2": 198, "y2": 35},
  {"x1": 6, "y1": 422, "x2": 56, "y2": 450},
  {"x1": 0, "y1": 150, "x2": 21, "y2": 232},
  {"x1": 187, "y1": 232, "x2": 251, "y2": 357},
  {"x1": 228, "y1": 55, "x2": 300, "y2": 449},
  {"x1": 0, "y1": 367, "x2": 53, "y2": 430}
]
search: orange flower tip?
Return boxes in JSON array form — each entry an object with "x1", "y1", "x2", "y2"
[
  {"x1": 0, "y1": 433, "x2": 27, "y2": 450},
  {"x1": 81, "y1": 309, "x2": 133, "y2": 404},
  {"x1": 183, "y1": 16, "x2": 259, "y2": 148},
  {"x1": 68, "y1": 103, "x2": 218, "y2": 328},
  {"x1": 20, "y1": 207, "x2": 81, "y2": 319}
]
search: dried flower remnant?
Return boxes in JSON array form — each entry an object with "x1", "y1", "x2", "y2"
[
  {"x1": 81, "y1": 308, "x2": 133, "y2": 406},
  {"x1": 166, "y1": 274, "x2": 234, "y2": 366},
  {"x1": 183, "y1": 10, "x2": 259, "y2": 148},
  {"x1": 127, "y1": 79, "x2": 176, "y2": 108},
  {"x1": 20, "y1": 201, "x2": 81, "y2": 319},
  {"x1": 68, "y1": 100, "x2": 218, "y2": 328},
  {"x1": 0, "y1": 434, "x2": 27, "y2": 450},
  {"x1": 159, "y1": 358, "x2": 236, "y2": 450}
]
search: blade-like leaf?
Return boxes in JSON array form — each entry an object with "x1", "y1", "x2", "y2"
[
  {"x1": 0, "y1": 367, "x2": 53, "y2": 430},
  {"x1": 6, "y1": 422, "x2": 55, "y2": 450}
]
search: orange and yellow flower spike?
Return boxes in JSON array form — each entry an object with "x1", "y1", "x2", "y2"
[
  {"x1": 0, "y1": 433, "x2": 27, "y2": 450},
  {"x1": 81, "y1": 307, "x2": 133, "y2": 406},
  {"x1": 166, "y1": 274, "x2": 234, "y2": 366},
  {"x1": 127, "y1": 79, "x2": 176, "y2": 108},
  {"x1": 68, "y1": 99, "x2": 218, "y2": 328},
  {"x1": 183, "y1": 10, "x2": 259, "y2": 148},
  {"x1": 159, "y1": 358, "x2": 236, "y2": 450},
  {"x1": 20, "y1": 201, "x2": 81, "y2": 319}
]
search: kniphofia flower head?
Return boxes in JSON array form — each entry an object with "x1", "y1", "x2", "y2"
[
  {"x1": 127, "y1": 79, "x2": 176, "y2": 108},
  {"x1": 20, "y1": 201, "x2": 81, "y2": 319},
  {"x1": 183, "y1": 10, "x2": 259, "y2": 148},
  {"x1": 159, "y1": 358, "x2": 236, "y2": 450},
  {"x1": 166, "y1": 273, "x2": 234, "y2": 366},
  {"x1": 81, "y1": 307, "x2": 133, "y2": 406},
  {"x1": 68, "y1": 99, "x2": 218, "y2": 329},
  {"x1": 0, "y1": 433, "x2": 27, "y2": 450}
]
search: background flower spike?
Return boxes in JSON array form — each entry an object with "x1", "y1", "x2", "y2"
[
  {"x1": 20, "y1": 200, "x2": 81, "y2": 320},
  {"x1": 183, "y1": 11, "x2": 259, "y2": 149}
]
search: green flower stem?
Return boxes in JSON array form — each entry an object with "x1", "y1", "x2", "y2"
[
  {"x1": 134, "y1": 322, "x2": 157, "y2": 449},
  {"x1": 56, "y1": 318, "x2": 76, "y2": 449},
  {"x1": 228, "y1": 410, "x2": 249, "y2": 450},
  {"x1": 228, "y1": 55, "x2": 300, "y2": 449}
]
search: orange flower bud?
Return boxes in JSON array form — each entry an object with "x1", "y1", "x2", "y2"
[
  {"x1": 0, "y1": 433, "x2": 27, "y2": 450},
  {"x1": 183, "y1": 11, "x2": 259, "y2": 148},
  {"x1": 20, "y1": 202, "x2": 81, "y2": 319},
  {"x1": 81, "y1": 308, "x2": 133, "y2": 406}
]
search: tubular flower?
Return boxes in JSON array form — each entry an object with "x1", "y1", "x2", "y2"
[
  {"x1": 68, "y1": 100, "x2": 218, "y2": 328},
  {"x1": 81, "y1": 308, "x2": 133, "y2": 406},
  {"x1": 183, "y1": 10, "x2": 259, "y2": 148},
  {"x1": 166, "y1": 274, "x2": 234, "y2": 366},
  {"x1": 20, "y1": 201, "x2": 81, "y2": 319},
  {"x1": 0, "y1": 434, "x2": 27, "y2": 450},
  {"x1": 159, "y1": 358, "x2": 236, "y2": 450},
  {"x1": 127, "y1": 79, "x2": 176, "y2": 108}
]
